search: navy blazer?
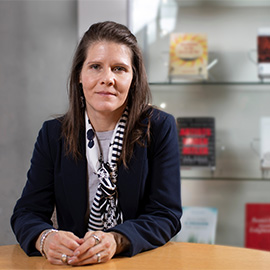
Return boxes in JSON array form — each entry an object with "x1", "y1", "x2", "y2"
[{"x1": 11, "y1": 108, "x2": 182, "y2": 257}]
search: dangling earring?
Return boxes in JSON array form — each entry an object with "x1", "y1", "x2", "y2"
[
  {"x1": 79, "y1": 83, "x2": 85, "y2": 108},
  {"x1": 80, "y1": 96, "x2": 85, "y2": 108}
]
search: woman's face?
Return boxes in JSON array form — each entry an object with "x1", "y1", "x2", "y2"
[{"x1": 80, "y1": 41, "x2": 133, "y2": 118}]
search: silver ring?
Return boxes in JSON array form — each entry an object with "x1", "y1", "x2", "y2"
[
  {"x1": 61, "y1": 253, "x2": 68, "y2": 264},
  {"x1": 96, "y1": 252, "x2": 101, "y2": 263},
  {"x1": 91, "y1": 234, "x2": 101, "y2": 245}
]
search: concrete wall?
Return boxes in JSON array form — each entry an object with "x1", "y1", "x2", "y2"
[
  {"x1": 78, "y1": 0, "x2": 128, "y2": 38},
  {"x1": 0, "y1": 0, "x2": 77, "y2": 245}
]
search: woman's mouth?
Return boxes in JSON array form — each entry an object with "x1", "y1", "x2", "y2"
[{"x1": 97, "y1": 91, "x2": 115, "y2": 96}]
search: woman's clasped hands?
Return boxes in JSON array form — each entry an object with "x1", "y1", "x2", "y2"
[{"x1": 42, "y1": 230, "x2": 117, "y2": 265}]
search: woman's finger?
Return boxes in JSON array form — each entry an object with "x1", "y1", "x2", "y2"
[
  {"x1": 43, "y1": 230, "x2": 82, "y2": 263},
  {"x1": 68, "y1": 232, "x2": 117, "y2": 265},
  {"x1": 71, "y1": 231, "x2": 102, "y2": 258}
]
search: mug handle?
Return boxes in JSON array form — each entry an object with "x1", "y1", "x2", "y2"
[{"x1": 247, "y1": 49, "x2": 257, "y2": 65}]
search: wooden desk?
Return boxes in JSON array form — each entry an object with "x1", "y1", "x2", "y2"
[{"x1": 0, "y1": 242, "x2": 269, "y2": 269}]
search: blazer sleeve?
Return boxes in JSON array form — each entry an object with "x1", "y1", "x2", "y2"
[
  {"x1": 10, "y1": 120, "x2": 59, "y2": 256},
  {"x1": 108, "y1": 110, "x2": 182, "y2": 256}
]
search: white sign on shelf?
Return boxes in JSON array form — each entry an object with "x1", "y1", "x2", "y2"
[{"x1": 173, "y1": 206, "x2": 218, "y2": 244}]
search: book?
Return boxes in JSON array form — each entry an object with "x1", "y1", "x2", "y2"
[
  {"x1": 169, "y1": 33, "x2": 208, "y2": 80},
  {"x1": 173, "y1": 207, "x2": 218, "y2": 244},
  {"x1": 176, "y1": 117, "x2": 215, "y2": 168},
  {"x1": 245, "y1": 203, "x2": 270, "y2": 251}
]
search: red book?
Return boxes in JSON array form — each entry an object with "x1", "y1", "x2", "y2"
[{"x1": 245, "y1": 203, "x2": 270, "y2": 251}]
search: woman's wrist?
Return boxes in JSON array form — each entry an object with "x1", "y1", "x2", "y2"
[
  {"x1": 36, "y1": 229, "x2": 58, "y2": 258},
  {"x1": 109, "y1": 232, "x2": 130, "y2": 255}
]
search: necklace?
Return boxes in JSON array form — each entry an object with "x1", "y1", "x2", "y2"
[{"x1": 86, "y1": 119, "x2": 114, "y2": 172}]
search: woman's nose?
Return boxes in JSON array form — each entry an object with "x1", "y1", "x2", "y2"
[{"x1": 101, "y1": 69, "x2": 115, "y2": 86}]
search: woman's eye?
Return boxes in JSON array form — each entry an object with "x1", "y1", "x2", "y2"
[
  {"x1": 114, "y1": 66, "x2": 126, "y2": 72},
  {"x1": 90, "y1": 64, "x2": 100, "y2": 70}
]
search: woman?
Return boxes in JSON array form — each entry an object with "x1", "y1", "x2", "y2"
[{"x1": 11, "y1": 21, "x2": 182, "y2": 266}]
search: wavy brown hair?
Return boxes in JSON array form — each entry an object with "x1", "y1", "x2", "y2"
[{"x1": 61, "y1": 21, "x2": 152, "y2": 166}]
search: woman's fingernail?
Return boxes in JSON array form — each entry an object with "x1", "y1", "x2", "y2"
[
  {"x1": 74, "y1": 251, "x2": 80, "y2": 256},
  {"x1": 68, "y1": 259, "x2": 73, "y2": 264}
]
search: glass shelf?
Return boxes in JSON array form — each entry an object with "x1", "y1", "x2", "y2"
[
  {"x1": 163, "y1": 0, "x2": 270, "y2": 7},
  {"x1": 149, "y1": 81, "x2": 270, "y2": 86},
  {"x1": 182, "y1": 176, "x2": 270, "y2": 181},
  {"x1": 149, "y1": 81, "x2": 270, "y2": 181}
]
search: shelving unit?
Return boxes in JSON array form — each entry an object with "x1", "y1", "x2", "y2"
[{"x1": 131, "y1": 0, "x2": 270, "y2": 181}]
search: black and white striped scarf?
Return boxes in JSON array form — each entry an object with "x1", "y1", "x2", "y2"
[{"x1": 86, "y1": 108, "x2": 128, "y2": 231}]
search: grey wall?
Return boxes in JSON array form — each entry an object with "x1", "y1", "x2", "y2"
[
  {"x1": 0, "y1": 0, "x2": 77, "y2": 245},
  {"x1": 78, "y1": 0, "x2": 128, "y2": 38}
]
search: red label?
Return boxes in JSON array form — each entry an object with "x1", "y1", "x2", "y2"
[
  {"x1": 258, "y1": 36, "x2": 270, "y2": 63},
  {"x1": 179, "y1": 128, "x2": 211, "y2": 136},
  {"x1": 180, "y1": 128, "x2": 211, "y2": 156},
  {"x1": 182, "y1": 147, "x2": 209, "y2": 155},
  {"x1": 183, "y1": 137, "x2": 209, "y2": 145}
]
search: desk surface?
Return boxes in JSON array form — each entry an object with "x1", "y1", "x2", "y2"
[{"x1": 1, "y1": 242, "x2": 270, "y2": 270}]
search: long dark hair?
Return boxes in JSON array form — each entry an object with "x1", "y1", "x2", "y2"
[{"x1": 61, "y1": 21, "x2": 152, "y2": 166}]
